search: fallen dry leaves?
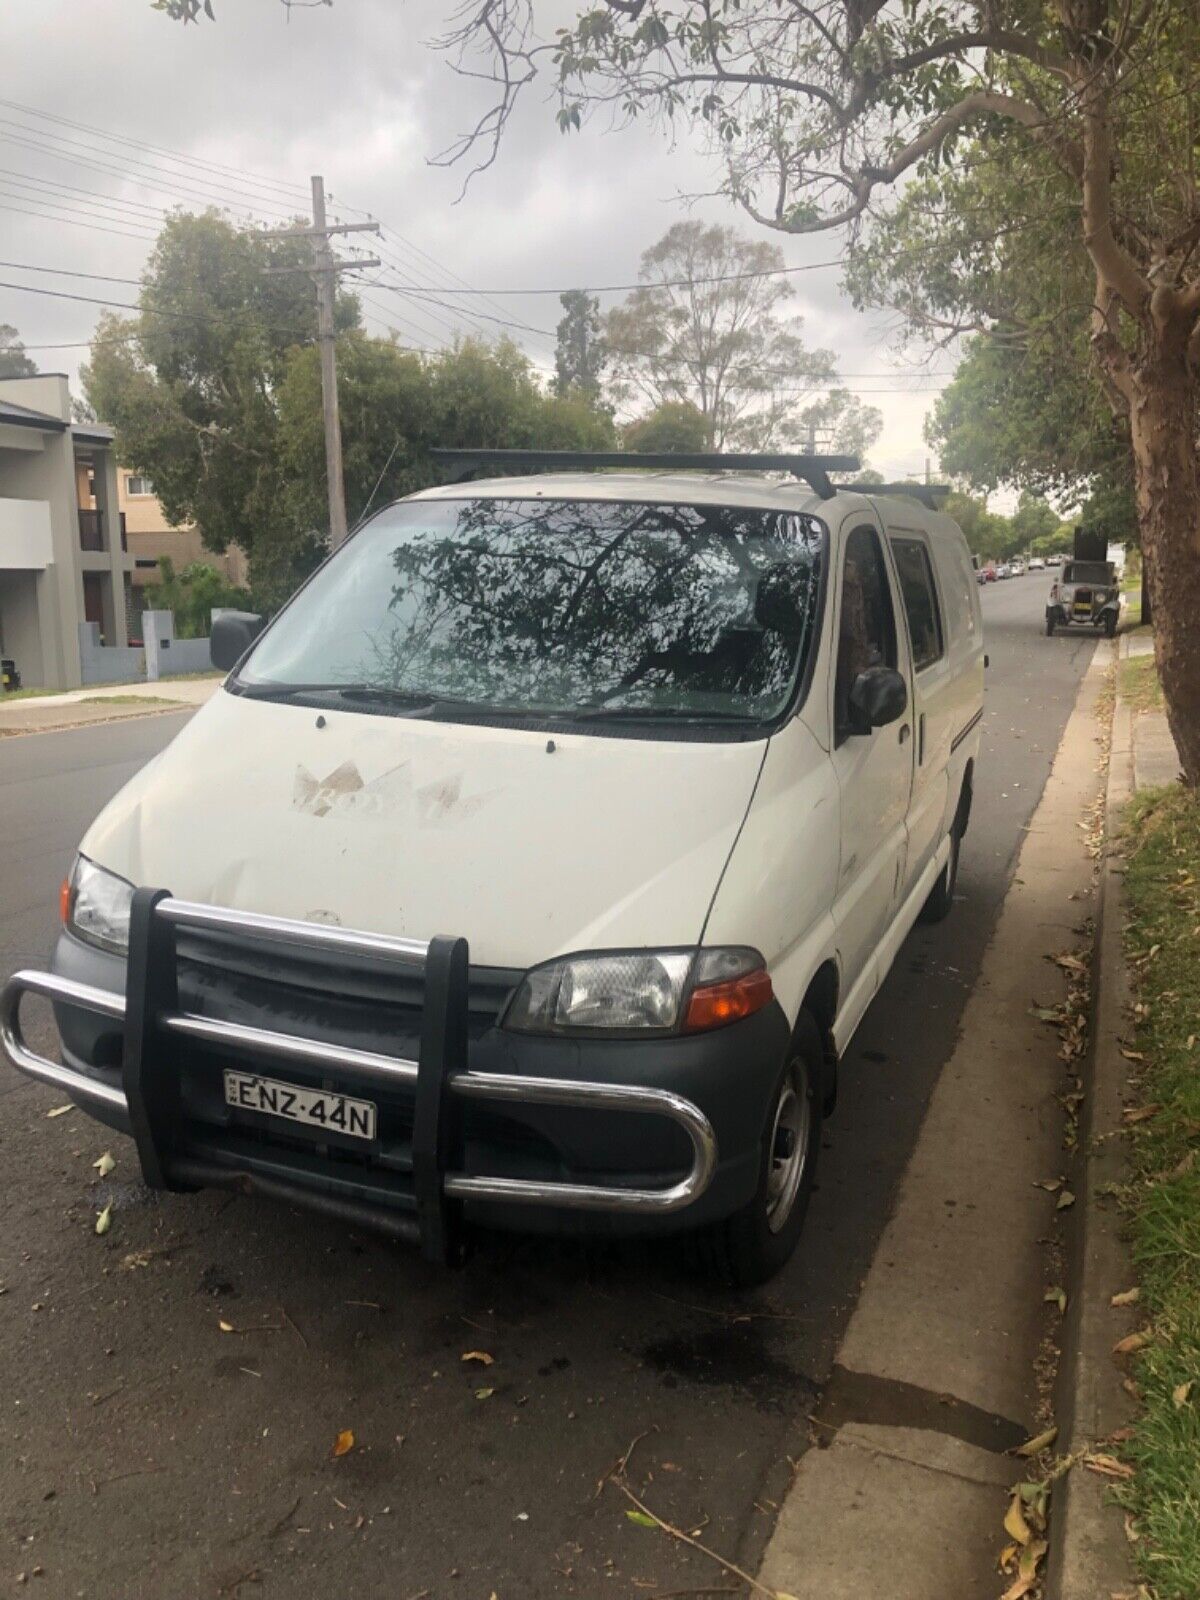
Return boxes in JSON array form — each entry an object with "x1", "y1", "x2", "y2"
[
  {"x1": 1113, "y1": 1329, "x2": 1153, "y2": 1357},
  {"x1": 332, "y1": 1430, "x2": 355, "y2": 1459}
]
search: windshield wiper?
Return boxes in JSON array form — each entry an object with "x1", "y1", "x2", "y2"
[
  {"x1": 570, "y1": 704, "x2": 761, "y2": 724},
  {"x1": 233, "y1": 681, "x2": 440, "y2": 712}
]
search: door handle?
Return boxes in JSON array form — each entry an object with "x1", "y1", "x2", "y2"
[{"x1": 898, "y1": 722, "x2": 911, "y2": 744}]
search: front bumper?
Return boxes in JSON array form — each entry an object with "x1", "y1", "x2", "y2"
[
  {"x1": 1047, "y1": 599, "x2": 1119, "y2": 628},
  {"x1": 3, "y1": 892, "x2": 787, "y2": 1258}
]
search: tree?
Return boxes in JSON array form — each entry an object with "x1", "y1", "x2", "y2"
[
  {"x1": 0, "y1": 325, "x2": 36, "y2": 379},
  {"x1": 144, "y1": 556, "x2": 251, "y2": 639},
  {"x1": 1011, "y1": 496, "x2": 1061, "y2": 553},
  {"x1": 430, "y1": 0, "x2": 1200, "y2": 782},
  {"x1": 83, "y1": 210, "x2": 356, "y2": 609},
  {"x1": 278, "y1": 332, "x2": 617, "y2": 545},
  {"x1": 605, "y1": 222, "x2": 868, "y2": 453},
  {"x1": 623, "y1": 401, "x2": 710, "y2": 453},
  {"x1": 553, "y1": 290, "x2": 607, "y2": 402}
]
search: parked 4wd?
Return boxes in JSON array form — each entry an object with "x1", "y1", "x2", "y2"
[{"x1": 3, "y1": 451, "x2": 984, "y2": 1285}]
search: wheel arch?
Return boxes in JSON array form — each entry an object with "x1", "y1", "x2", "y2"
[{"x1": 798, "y1": 958, "x2": 840, "y2": 1116}]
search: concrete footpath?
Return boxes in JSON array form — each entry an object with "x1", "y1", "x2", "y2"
[
  {"x1": 0, "y1": 674, "x2": 218, "y2": 736},
  {"x1": 759, "y1": 645, "x2": 1113, "y2": 1598},
  {"x1": 1049, "y1": 631, "x2": 1179, "y2": 1600}
]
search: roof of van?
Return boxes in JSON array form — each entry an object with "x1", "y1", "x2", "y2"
[{"x1": 408, "y1": 471, "x2": 951, "y2": 526}]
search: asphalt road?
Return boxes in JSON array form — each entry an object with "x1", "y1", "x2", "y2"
[{"x1": 0, "y1": 575, "x2": 1099, "y2": 1600}]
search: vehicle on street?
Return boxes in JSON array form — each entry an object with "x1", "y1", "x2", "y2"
[
  {"x1": 1029, "y1": 557, "x2": 1045, "y2": 571},
  {"x1": 976, "y1": 566, "x2": 988, "y2": 585},
  {"x1": 997, "y1": 562, "x2": 1013, "y2": 579},
  {"x1": 1010, "y1": 560, "x2": 1026, "y2": 577},
  {"x1": 1045, "y1": 558, "x2": 1120, "y2": 637},
  {"x1": 983, "y1": 563, "x2": 998, "y2": 582},
  {"x1": 3, "y1": 451, "x2": 984, "y2": 1286}
]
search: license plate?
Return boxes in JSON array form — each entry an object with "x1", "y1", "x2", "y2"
[
  {"x1": 1073, "y1": 602, "x2": 1091, "y2": 614},
  {"x1": 223, "y1": 1070, "x2": 377, "y2": 1140}
]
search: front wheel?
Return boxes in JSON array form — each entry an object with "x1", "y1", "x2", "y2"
[
  {"x1": 1104, "y1": 611, "x2": 1118, "y2": 638},
  {"x1": 1045, "y1": 613, "x2": 1056, "y2": 637},
  {"x1": 696, "y1": 1012, "x2": 823, "y2": 1288}
]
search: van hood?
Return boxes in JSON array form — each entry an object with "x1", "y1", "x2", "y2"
[{"x1": 80, "y1": 689, "x2": 768, "y2": 968}]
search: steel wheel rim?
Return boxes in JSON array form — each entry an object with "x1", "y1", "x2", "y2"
[{"x1": 765, "y1": 1064, "x2": 811, "y2": 1234}]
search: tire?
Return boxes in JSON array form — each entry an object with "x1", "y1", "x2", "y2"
[
  {"x1": 918, "y1": 822, "x2": 961, "y2": 925},
  {"x1": 1104, "y1": 612, "x2": 1117, "y2": 639},
  {"x1": 1045, "y1": 613, "x2": 1056, "y2": 637},
  {"x1": 695, "y1": 1012, "x2": 823, "y2": 1288}
]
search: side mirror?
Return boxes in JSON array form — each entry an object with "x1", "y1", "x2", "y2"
[
  {"x1": 847, "y1": 666, "x2": 907, "y2": 735},
  {"x1": 210, "y1": 611, "x2": 264, "y2": 672}
]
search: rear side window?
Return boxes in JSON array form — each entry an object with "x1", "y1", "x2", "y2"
[{"x1": 890, "y1": 537, "x2": 944, "y2": 672}]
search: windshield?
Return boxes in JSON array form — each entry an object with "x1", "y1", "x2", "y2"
[
  {"x1": 1063, "y1": 562, "x2": 1113, "y2": 584},
  {"x1": 238, "y1": 496, "x2": 825, "y2": 726}
]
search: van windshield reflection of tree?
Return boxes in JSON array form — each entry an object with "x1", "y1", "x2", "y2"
[{"x1": 239, "y1": 500, "x2": 825, "y2": 727}]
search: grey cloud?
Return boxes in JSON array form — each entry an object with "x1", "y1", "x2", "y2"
[{"x1": 2, "y1": 0, "x2": 951, "y2": 473}]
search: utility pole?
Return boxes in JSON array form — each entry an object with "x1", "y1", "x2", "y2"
[{"x1": 261, "y1": 176, "x2": 380, "y2": 548}]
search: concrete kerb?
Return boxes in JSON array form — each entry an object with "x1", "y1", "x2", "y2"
[
  {"x1": 1045, "y1": 639, "x2": 1171, "y2": 1599},
  {"x1": 758, "y1": 645, "x2": 1111, "y2": 1600},
  {"x1": 1043, "y1": 688, "x2": 1139, "y2": 1598}
]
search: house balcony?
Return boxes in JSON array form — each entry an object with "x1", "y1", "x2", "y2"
[{"x1": 78, "y1": 508, "x2": 105, "y2": 551}]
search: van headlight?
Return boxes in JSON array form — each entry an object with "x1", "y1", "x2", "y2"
[
  {"x1": 503, "y1": 947, "x2": 772, "y2": 1035},
  {"x1": 63, "y1": 855, "x2": 134, "y2": 955}
]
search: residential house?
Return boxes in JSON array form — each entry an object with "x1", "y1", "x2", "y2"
[
  {"x1": 119, "y1": 470, "x2": 248, "y2": 627},
  {"x1": 0, "y1": 373, "x2": 133, "y2": 689}
]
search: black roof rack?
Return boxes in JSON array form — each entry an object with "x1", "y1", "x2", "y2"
[
  {"x1": 841, "y1": 481, "x2": 951, "y2": 510},
  {"x1": 430, "y1": 448, "x2": 861, "y2": 500}
]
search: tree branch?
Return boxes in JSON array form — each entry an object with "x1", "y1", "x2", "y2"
[
  {"x1": 1080, "y1": 86, "x2": 1149, "y2": 316},
  {"x1": 745, "y1": 91, "x2": 1059, "y2": 235}
]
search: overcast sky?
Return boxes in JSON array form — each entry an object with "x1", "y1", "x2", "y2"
[{"x1": 2, "y1": 0, "x2": 957, "y2": 479}]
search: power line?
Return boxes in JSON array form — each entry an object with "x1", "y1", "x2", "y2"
[
  {"x1": 0, "y1": 260, "x2": 148, "y2": 285},
  {"x1": 0, "y1": 129, "x2": 294, "y2": 231},
  {"x1": 0, "y1": 95, "x2": 545, "y2": 357},
  {"x1": 0, "y1": 117, "x2": 302, "y2": 222},
  {"x1": 368, "y1": 276, "x2": 555, "y2": 339},
  {"x1": 0, "y1": 198, "x2": 156, "y2": 241},
  {"x1": 0, "y1": 275, "x2": 312, "y2": 338},
  {"x1": 0, "y1": 167, "x2": 171, "y2": 222},
  {"x1": 0, "y1": 97, "x2": 311, "y2": 206},
  {"x1": 0, "y1": 185, "x2": 162, "y2": 237}
]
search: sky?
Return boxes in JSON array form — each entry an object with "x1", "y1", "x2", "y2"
[{"x1": 0, "y1": 0, "x2": 957, "y2": 480}]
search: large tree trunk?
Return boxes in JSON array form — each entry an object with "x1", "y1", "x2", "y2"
[{"x1": 1128, "y1": 338, "x2": 1200, "y2": 785}]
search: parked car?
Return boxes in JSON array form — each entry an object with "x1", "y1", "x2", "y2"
[
  {"x1": 1028, "y1": 557, "x2": 1045, "y2": 571},
  {"x1": 996, "y1": 562, "x2": 1013, "y2": 579},
  {"x1": 983, "y1": 563, "x2": 998, "y2": 582},
  {"x1": 1010, "y1": 560, "x2": 1026, "y2": 577},
  {"x1": 3, "y1": 452, "x2": 984, "y2": 1285},
  {"x1": 1046, "y1": 559, "x2": 1120, "y2": 637}
]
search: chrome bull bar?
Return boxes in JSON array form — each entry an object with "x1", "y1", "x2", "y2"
[{"x1": 1, "y1": 891, "x2": 717, "y2": 1261}]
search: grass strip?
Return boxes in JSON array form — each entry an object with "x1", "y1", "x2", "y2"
[
  {"x1": 1118, "y1": 783, "x2": 1200, "y2": 1599},
  {"x1": 1120, "y1": 654, "x2": 1165, "y2": 715}
]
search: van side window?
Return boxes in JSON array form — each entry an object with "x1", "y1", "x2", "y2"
[
  {"x1": 836, "y1": 525, "x2": 898, "y2": 738},
  {"x1": 890, "y1": 537, "x2": 944, "y2": 672}
]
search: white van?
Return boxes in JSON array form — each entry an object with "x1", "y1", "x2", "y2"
[{"x1": 3, "y1": 451, "x2": 983, "y2": 1284}]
